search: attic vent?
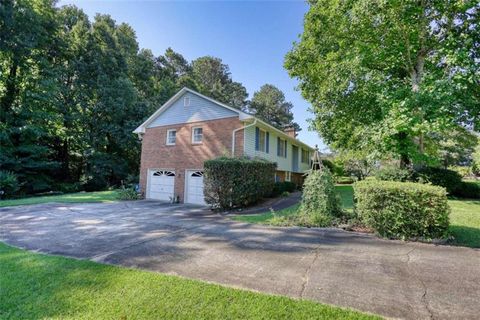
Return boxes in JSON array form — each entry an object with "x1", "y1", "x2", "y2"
[{"x1": 184, "y1": 96, "x2": 190, "y2": 106}]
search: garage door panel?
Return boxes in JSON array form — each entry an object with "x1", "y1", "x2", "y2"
[
  {"x1": 186, "y1": 170, "x2": 206, "y2": 205},
  {"x1": 148, "y1": 170, "x2": 175, "y2": 201}
]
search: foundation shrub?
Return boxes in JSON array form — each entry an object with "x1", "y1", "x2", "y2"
[{"x1": 204, "y1": 157, "x2": 276, "y2": 209}]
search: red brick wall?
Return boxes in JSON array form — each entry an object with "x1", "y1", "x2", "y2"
[{"x1": 139, "y1": 116, "x2": 244, "y2": 202}]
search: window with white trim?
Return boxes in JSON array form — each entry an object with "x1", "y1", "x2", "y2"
[
  {"x1": 166, "y1": 129, "x2": 176, "y2": 145},
  {"x1": 184, "y1": 96, "x2": 190, "y2": 106},
  {"x1": 192, "y1": 127, "x2": 203, "y2": 143}
]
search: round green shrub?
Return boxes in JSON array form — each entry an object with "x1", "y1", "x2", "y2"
[
  {"x1": 452, "y1": 181, "x2": 480, "y2": 199},
  {"x1": 416, "y1": 166, "x2": 462, "y2": 194},
  {"x1": 0, "y1": 171, "x2": 20, "y2": 198},
  {"x1": 375, "y1": 166, "x2": 415, "y2": 182},
  {"x1": 299, "y1": 168, "x2": 341, "y2": 227},
  {"x1": 354, "y1": 180, "x2": 450, "y2": 240}
]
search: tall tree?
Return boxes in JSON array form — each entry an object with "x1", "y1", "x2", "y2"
[
  {"x1": 285, "y1": 0, "x2": 479, "y2": 167},
  {"x1": 0, "y1": 1, "x2": 253, "y2": 195},
  {"x1": 248, "y1": 84, "x2": 301, "y2": 132},
  {"x1": 0, "y1": 0, "x2": 60, "y2": 192},
  {"x1": 191, "y1": 56, "x2": 248, "y2": 109}
]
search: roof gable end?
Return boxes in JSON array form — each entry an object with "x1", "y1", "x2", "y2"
[{"x1": 133, "y1": 88, "x2": 251, "y2": 134}]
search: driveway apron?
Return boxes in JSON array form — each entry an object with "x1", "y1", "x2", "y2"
[{"x1": 1, "y1": 201, "x2": 479, "y2": 320}]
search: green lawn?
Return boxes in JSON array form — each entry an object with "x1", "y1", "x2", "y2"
[
  {"x1": 0, "y1": 190, "x2": 119, "y2": 207},
  {"x1": 0, "y1": 243, "x2": 378, "y2": 320},
  {"x1": 234, "y1": 185, "x2": 480, "y2": 248},
  {"x1": 449, "y1": 199, "x2": 480, "y2": 248}
]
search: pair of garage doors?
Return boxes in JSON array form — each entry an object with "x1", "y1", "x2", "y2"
[{"x1": 147, "y1": 169, "x2": 206, "y2": 205}]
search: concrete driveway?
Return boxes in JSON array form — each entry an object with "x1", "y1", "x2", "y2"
[{"x1": 1, "y1": 201, "x2": 479, "y2": 320}]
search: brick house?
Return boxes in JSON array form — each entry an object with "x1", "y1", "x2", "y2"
[{"x1": 133, "y1": 87, "x2": 314, "y2": 205}]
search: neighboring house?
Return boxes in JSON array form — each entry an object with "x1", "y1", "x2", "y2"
[{"x1": 133, "y1": 87, "x2": 314, "y2": 205}]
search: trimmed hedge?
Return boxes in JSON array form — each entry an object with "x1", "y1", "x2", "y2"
[
  {"x1": 416, "y1": 166, "x2": 462, "y2": 194},
  {"x1": 271, "y1": 181, "x2": 296, "y2": 196},
  {"x1": 453, "y1": 181, "x2": 480, "y2": 199},
  {"x1": 204, "y1": 157, "x2": 276, "y2": 209},
  {"x1": 354, "y1": 180, "x2": 450, "y2": 240}
]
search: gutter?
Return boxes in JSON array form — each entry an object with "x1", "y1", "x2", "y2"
[{"x1": 232, "y1": 119, "x2": 257, "y2": 157}]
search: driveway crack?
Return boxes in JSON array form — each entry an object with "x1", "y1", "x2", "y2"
[
  {"x1": 405, "y1": 247, "x2": 434, "y2": 319},
  {"x1": 300, "y1": 247, "x2": 321, "y2": 298}
]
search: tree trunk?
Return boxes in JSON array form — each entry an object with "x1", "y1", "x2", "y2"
[{"x1": 411, "y1": 52, "x2": 426, "y2": 157}]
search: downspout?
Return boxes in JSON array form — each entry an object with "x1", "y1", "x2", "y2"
[{"x1": 232, "y1": 119, "x2": 257, "y2": 157}]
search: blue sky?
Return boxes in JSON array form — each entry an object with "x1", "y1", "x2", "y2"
[{"x1": 59, "y1": 0, "x2": 326, "y2": 150}]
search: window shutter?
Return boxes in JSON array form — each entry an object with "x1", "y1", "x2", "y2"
[
  {"x1": 277, "y1": 137, "x2": 281, "y2": 156},
  {"x1": 284, "y1": 141, "x2": 288, "y2": 158},
  {"x1": 255, "y1": 127, "x2": 260, "y2": 151},
  {"x1": 266, "y1": 132, "x2": 270, "y2": 153}
]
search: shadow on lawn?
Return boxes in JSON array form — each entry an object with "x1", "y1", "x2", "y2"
[{"x1": 449, "y1": 225, "x2": 480, "y2": 248}]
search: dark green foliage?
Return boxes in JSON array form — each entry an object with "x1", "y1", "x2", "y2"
[
  {"x1": 375, "y1": 166, "x2": 415, "y2": 182},
  {"x1": 285, "y1": 1, "x2": 479, "y2": 166},
  {"x1": 271, "y1": 181, "x2": 296, "y2": 197},
  {"x1": 452, "y1": 182, "x2": 480, "y2": 199},
  {"x1": 354, "y1": 180, "x2": 450, "y2": 239},
  {"x1": 416, "y1": 167, "x2": 463, "y2": 194},
  {"x1": 203, "y1": 157, "x2": 276, "y2": 209},
  {"x1": 299, "y1": 169, "x2": 341, "y2": 227},
  {"x1": 0, "y1": 171, "x2": 20, "y2": 198},
  {"x1": 247, "y1": 84, "x2": 300, "y2": 132},
  {"x1": 190, "y1": 56, "x2": 247, "y2": 109},
  {"x1": 117, "y1": 186, "x2": 139, "y2": 200},
  {"x1": 54, "y1": 182, "x2": 83, "y2": 194},
  {"x1": 321, "y1": 159, "x2": 335, "y2": 174},
  {"x1": 0, "y1": 2, "x2": 252, "y2": 197}
]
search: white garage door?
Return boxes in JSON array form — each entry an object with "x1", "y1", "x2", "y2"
[
  {"x1": 148, "y1": 170, "x2": 175, "y2": 201},
  {"x1": 186, "y1": 170, "x2": 206, "y2": 205}
]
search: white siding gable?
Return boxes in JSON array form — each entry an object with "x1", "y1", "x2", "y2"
[{"x1": 147, "y1": 92, "x2": 238, "y2": 128}]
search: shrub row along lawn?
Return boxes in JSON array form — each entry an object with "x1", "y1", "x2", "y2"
[
  {"x1": 0, "y1": 243, "x2": 378, "y2": 320},
  {"x1": 233, "y1": 185, "x2": 480, "y2": 248},
  {"x1": 0, "y1": 190, "x2": 119, "y2": 207}
]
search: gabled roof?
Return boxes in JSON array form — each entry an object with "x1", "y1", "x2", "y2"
[
  {"x1": 133, "y1": 87, "x2": 314, "y2": 151},
  {"x1": 133, "y1": 87, "x2": 251, "y2": 134}
]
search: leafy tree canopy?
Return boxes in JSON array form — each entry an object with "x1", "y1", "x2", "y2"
[
  {"x1": 0, "y1": 1, "x2": 260, "y2": 195},
  {"x1": 247, "y1": 84, "x2": 301, "y2": 132},
  {"x1": 191, "y1": 56, "x2": 248, "y2": 109},
  {"x1": 285, "y1": 0, "x2": 479, "y2": 167}
]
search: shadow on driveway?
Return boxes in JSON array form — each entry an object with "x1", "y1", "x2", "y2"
[{"x1": 1, "y1": 200, "x2": 479, "y2": 320}]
